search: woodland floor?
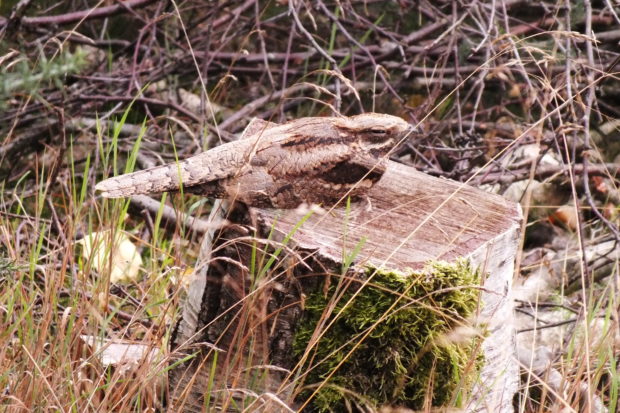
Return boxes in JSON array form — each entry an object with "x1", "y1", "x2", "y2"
[{"x1": 0, "y1": 0, "x2": 619, "y2": 412}]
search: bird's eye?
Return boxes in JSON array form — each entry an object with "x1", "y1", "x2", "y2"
[{"x1": 365, "y1": 128, "x2": 389, "y2": 142}]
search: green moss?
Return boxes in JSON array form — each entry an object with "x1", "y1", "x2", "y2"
[{"x1": 293, "y1": 260, "x2": 483, "y2": 412}]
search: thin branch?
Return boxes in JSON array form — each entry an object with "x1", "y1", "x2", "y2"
[{"x1": 0, "y1": 0, "x2": 158, "y2": 29}]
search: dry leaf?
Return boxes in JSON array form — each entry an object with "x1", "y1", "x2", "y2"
[
  {"x1": 78, "y1": 230, "x2": 143, "y2": 283},
  {"x1": 178, "y1": 88, "x2": 231, "y2": 117},
  {"x1": 591, "y1": 176, "x2": 607, "y2": 194},
  {"x1": 80, "y1": 335, "x2": 158, "y2": 370},
  {"x1": 602, "y1": 202, "x2": 618, "y2": 221},
  {"x1": 548, "y1": 205, "x2": 578, "y2": 231},
  {"x1": 508, "y1": 83, "x2": 521, "y2": 98}
]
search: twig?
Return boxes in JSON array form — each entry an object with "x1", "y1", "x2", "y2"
[
  {"x1": 288, "y1": 0, "x2": 342, "y2": 110},
  {"x1": 77, "y1": 94, "x2": 201, "y2": 123},
  {"x1": 217, "y1": 83, "x2": 339, "y2": 132},
  {"x1": 470, "y1": 162, "x2": 620, "y2": 185},
  {"x1": 316, "y1": 0, "x2": 403, "y2": 103},
  {"x1": 0, "y1": 0, "x2": 158, "y2": 29},
  {"x1": 127, "y1": 195, "x2": 223, "y2": 235},
  {"x1": 581, "y1": 1, "x2": 620, "y2": 243}
]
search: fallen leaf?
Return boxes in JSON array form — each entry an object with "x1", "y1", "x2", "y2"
[
  {"x1": 78, "y1": 230, "x2": 143, "y2": 283},
  {"x1": 80, "y1": 335, "x2": 158, "y2": 370},
  {"x1": 591, "y1": 176, "x2": 607, "y2": 194},
  {"x1": 548, "y1": 205, "x2": 578, "y2": 231}
]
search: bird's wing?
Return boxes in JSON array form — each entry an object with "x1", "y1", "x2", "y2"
[
  {"x1": 250, "y1": 125, "x2": 354, "y2": 178},
  {"x1": 95, "y1": 140, "x2": 253, "y2": 198}
]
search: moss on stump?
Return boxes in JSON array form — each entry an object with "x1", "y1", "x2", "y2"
[{"x1": 293, "y1": 260, "x2": 483, "y2": 411}]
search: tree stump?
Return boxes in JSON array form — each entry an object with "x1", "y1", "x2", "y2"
[{"x1": 169, "y1": 119, "x2": 522, "y2": 412}]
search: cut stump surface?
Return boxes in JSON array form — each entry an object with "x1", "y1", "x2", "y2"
[{"x1": 257, "y1": 160, "x2": 519, "y2": 270}]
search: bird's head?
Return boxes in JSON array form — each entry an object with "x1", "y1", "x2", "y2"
[{"x1": 335, "y1": 113, "x2": 412, "y2": 156}]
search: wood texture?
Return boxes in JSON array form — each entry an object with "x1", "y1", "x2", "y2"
[{"x1": 256, "y1": 160, "x2": 519, "y2": 270}]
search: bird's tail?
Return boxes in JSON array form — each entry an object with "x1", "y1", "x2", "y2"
[
  {"x1": 95, "y1": 143, "x2": 251, "y2": 198},
  {"x1": 95, "y1": 162, "x2": 189, "y2": 198}
]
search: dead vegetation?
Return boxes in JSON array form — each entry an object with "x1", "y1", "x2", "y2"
[{"x1": 0, "y1": 0, "x2": 619, "y2": 411}]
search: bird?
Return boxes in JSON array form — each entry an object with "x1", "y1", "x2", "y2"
[{"x1": 95, "y1": 113, "x2": 411, "y2": 209}]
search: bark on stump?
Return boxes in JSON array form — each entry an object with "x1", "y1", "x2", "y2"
[{"x1": 169, "y1": 121, "x2": 522, "y2": 413}]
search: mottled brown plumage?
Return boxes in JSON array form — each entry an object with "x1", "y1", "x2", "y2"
[{"x1": 95, "y1": 113, "x2": 411, "y2": 208}]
